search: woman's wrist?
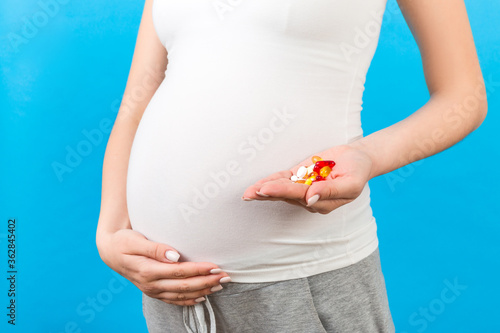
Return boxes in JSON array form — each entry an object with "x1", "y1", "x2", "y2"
[
  {"x1": 96, "y1": 222, "x2": 131, "y2": 260},
  {"x1": 96, "y1": 227, "x2": 114, "y2": 259},
  {"x1": 346, "y1": 139, "x2": 383, "y2": 181}
]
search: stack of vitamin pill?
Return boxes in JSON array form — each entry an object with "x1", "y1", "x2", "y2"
[{"x1": 290, "y1": 156, "x2": 336, "y2": 185}]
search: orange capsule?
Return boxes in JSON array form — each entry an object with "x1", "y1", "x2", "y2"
[
  {"x1": 309, "y1": 171, "x2": 319, "y2": 179},
  {"x1": 311, "y1": 156, "x2": 323, "y2": 164},
  {"x1": 319, "y1": 166, "x2": 332, "y2": 178},
  {"x1": 296, "y1": 179, "x2": 306, "y2": 184}
]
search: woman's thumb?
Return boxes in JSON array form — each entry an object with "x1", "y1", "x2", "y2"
[
  {"x1": 126, "y1": 230, "x2": 181, "y2": 263},
  {"x1": 139, "y1": 237, "x2": 180, "y2": 263},
  {"x1": 164, "y1": 249, "x2": 180, "y2": 262}
]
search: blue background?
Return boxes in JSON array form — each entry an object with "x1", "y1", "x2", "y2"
[{"x1": 1, "y1": 0, "x2": 498, "y2": 332}]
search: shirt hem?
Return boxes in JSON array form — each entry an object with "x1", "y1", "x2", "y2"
[{"x1": 224, "y1": 221, "x2": 379, "y2": 283}]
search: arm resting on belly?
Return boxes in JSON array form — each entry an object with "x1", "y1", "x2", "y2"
[
  {"x1": 96, "y1": 0, "x2": 166, "y2": 241},
  {"x1": 95, "y1": 0, "x2": 230, "y2": 307}
]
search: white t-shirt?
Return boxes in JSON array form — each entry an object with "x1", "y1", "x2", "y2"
[{"x1": 127, "y1": 0, "x2": 388, "y2": 283}]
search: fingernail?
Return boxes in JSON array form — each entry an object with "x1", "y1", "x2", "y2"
[
  {"x1": 195, "y1": 297, "x2": 206, "y2": 303},
  {"x1": 165, "y1": 251, "x2": 180, "y2": 262},
  {"x1": 211, "y1": 285, "x2": 223, "y2": 292},
  {"x1": 256, "y1": 191, "x2": 269, "y2": 197},
  {"x1": 307, "y1": 194, "x2": 320, "y2": 207},
  {"x1": 210, "y1": 268, "x2": 222, "y2": 274},
  {"x1": 242, "y1": 197, "x2": 254, "y2": 201},
  {"x1": 219, "y1": 276, "x2": 232, "y2": 283}
]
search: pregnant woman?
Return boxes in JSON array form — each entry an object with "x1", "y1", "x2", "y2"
[{"x1": 96, "y1": 0, "x2": 487, "y2": 332}]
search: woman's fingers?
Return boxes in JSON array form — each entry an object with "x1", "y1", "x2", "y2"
[
  {"x1": 242, "y1": 170, "x2": 293, "y2": 199},
  {"x1": 117, "y1": 229, "x2": 181, "y2": 263},
  {"x1": 101, "y1": 229, "x2": 231, "y2": 306},
  {"x1": 152, "y1": 273, "x2": 231, "y2": 299},
  {"x1": 127, "y1": 256, "x2": 226, "y2": 282},
  {"x1": 144, "y1": 263, "x2": 231, "y2": 306},
  {"x1": 256, "y1": 178, "x2": 309, "y2": 203},
  {"x1": 119, "y1": 230, "x2": 221, "y2": 274},
  {"x1": 245, "y1": 173, "x2": 365, "y2": 214},
  {"x1": 242, "y1": 146, "x2": 372, "y2": 214},
  {"x1": 306, "y1": 176, "x2": 364, "y2": 202},
  {"x1": 129, "y1": 258, "x2": 231, "y2": 305},
  {"x1": 304, "y1": 176, "x2": 366, "y2": 213}
]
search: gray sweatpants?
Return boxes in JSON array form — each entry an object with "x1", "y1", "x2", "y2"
[{"x1": 142, "y1": 248, "x2": 394, "y2": 333}]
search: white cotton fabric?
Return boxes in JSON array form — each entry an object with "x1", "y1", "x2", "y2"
[{"x1": 126, "y1": 0, "x2": 388, "y2": 283}]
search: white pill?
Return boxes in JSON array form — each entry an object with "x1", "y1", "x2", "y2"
[
  {"x1": 297, "y1": 166, "x2": 307, "y2": 178},
  {"x1": 307, "y1": 164, "x2": 314, "y2": 174},
  {"x1": 291, "y1": 175, "x2": 298, "y2": 182}
]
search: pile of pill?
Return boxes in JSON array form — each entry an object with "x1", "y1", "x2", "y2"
[{"x1": 290, "y1": 156, "x2": 336, "y2": 185}]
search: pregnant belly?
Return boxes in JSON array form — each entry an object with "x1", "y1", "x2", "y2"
[{"x1": 125, "y1": 63, "x2": 368, "y2": 271}]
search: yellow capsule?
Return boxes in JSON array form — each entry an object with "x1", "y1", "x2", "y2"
[
  {"x1": 311, "y1": 156, "x2": 323, "y2": 163},
  {"x1": 305, "y1": 178, "x2": 313, "y2": 185},
  {"x1": 319, "y1": 166, "x2": 332, "y2": 178}
]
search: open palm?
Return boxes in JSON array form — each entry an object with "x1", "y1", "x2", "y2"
[{"x1": 242, "y1": 144, "x2": 374, "y2": 214}]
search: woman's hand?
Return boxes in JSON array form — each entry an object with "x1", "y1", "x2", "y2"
[
  {"x1": 96, "y1": 228, "x2": 231, "y2": 306},
  {"x1": 242, "y1": 144, "x2": 374, "y2": 214}
]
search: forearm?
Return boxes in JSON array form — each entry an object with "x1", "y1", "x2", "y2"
[
  {"x1": 97, "y1": 88, "x2": 160, "y2": 243},
  {"x1": 350, "y1": 84, "x2": 487, "y2": 180},
  {"x1": 96, "y1": 72, "x2": 163, "y2": 247},
  {"x1": 96, "y1": 0, "x2": 168, "y2": 250},
  {"x1": 96, "y1": 115, "x2": 140, "y2": 239}
]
